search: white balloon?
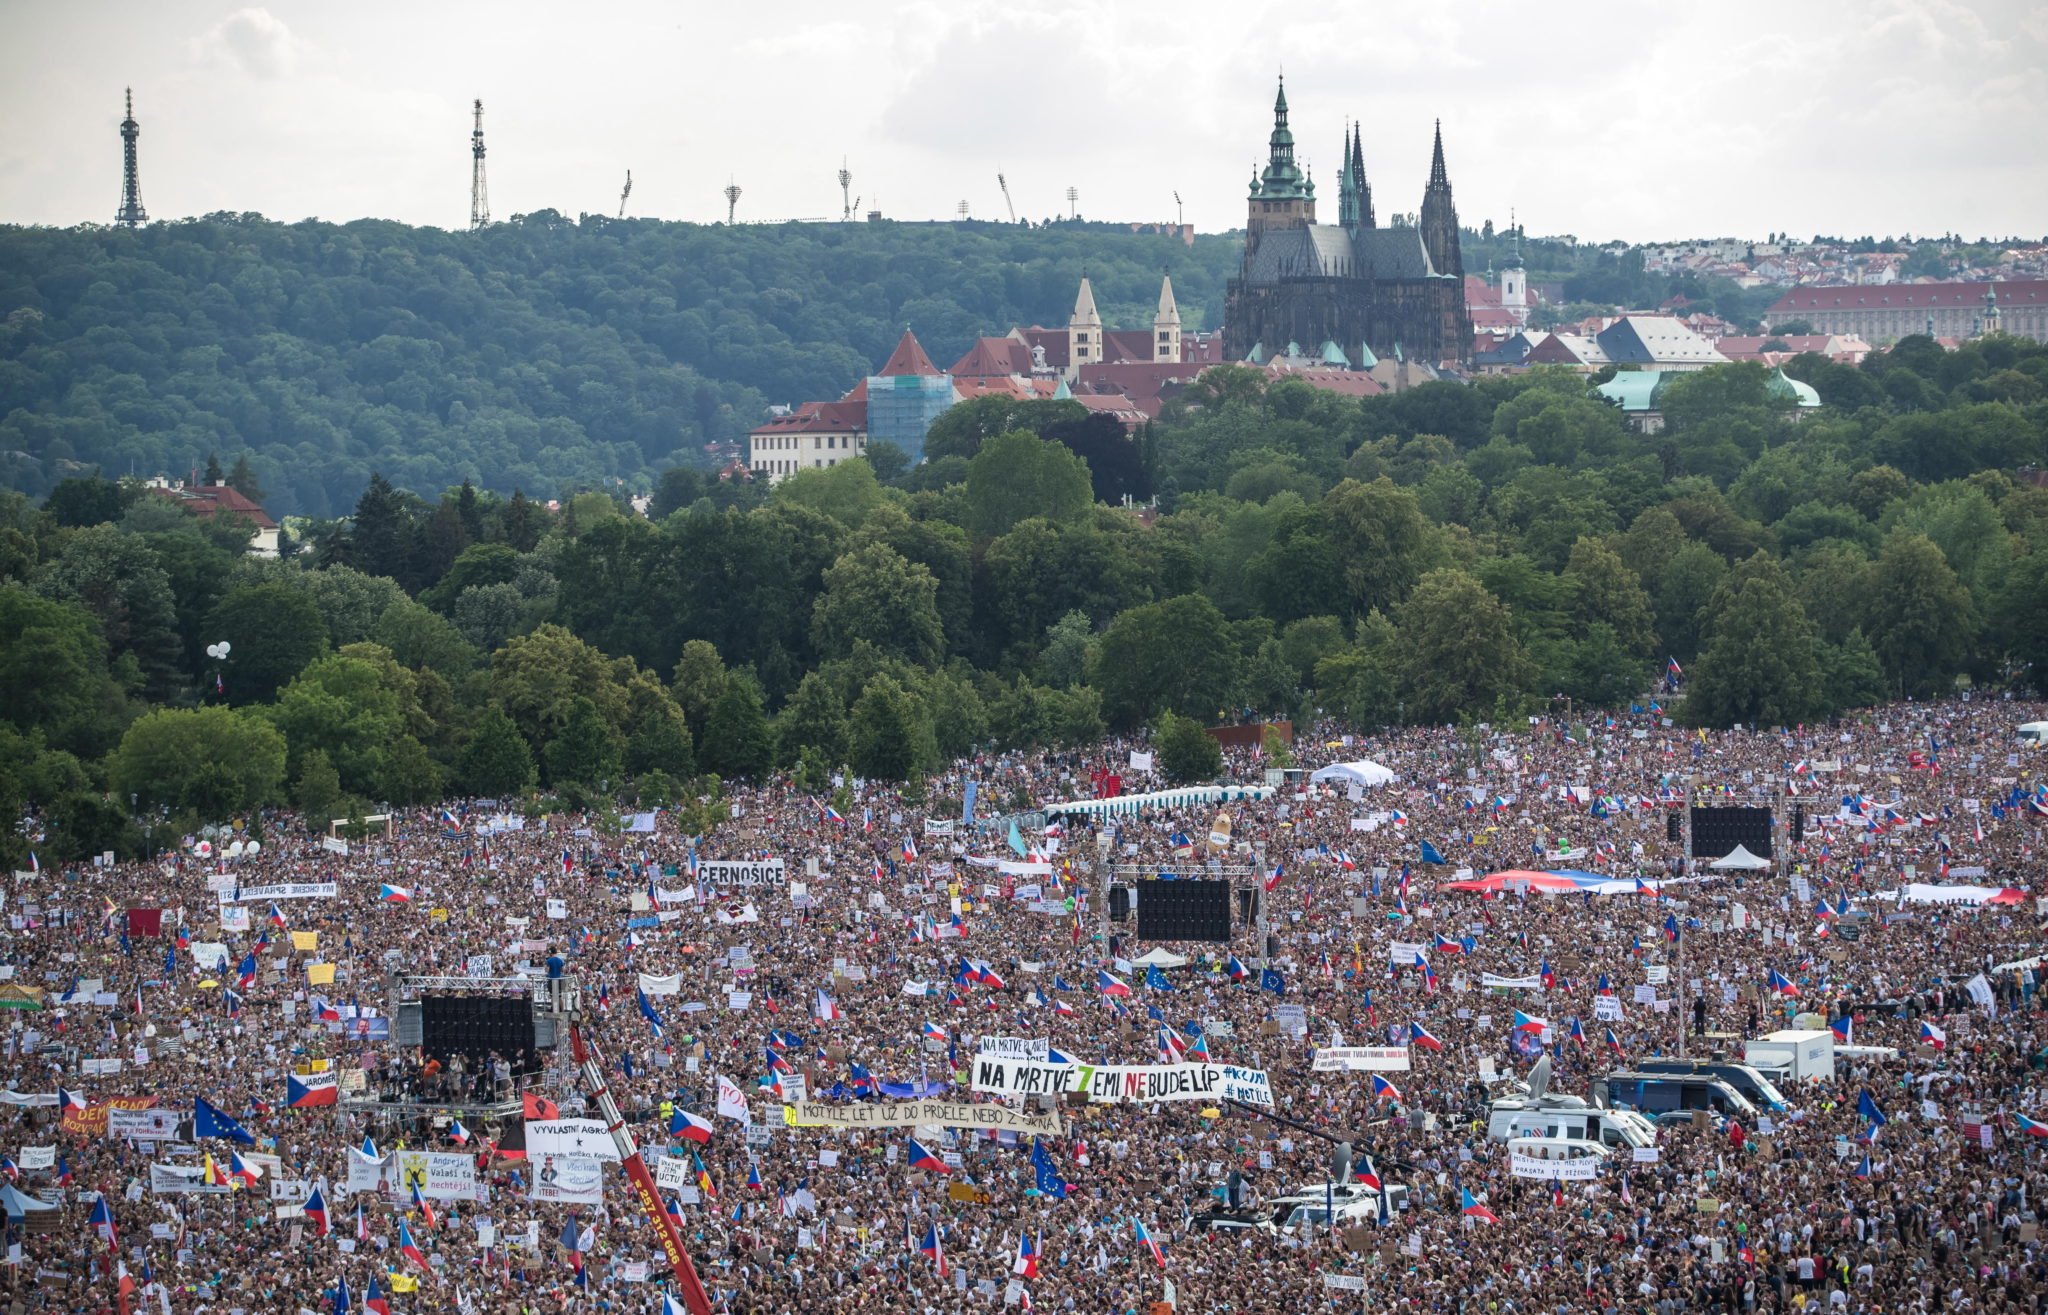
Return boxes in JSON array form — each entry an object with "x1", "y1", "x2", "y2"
[
  {"x1": 244, "y1": 840, "x2": 261, "y2": 857},
  {"x1": 225, "y1": 840, "x2": 245, "y2": 858},
  {"x1": 217, "y1": 641, "x2": 231, "y2": 655},
  {"x1": 194, "y1": 840, "x2": 213, "y2": 858}
]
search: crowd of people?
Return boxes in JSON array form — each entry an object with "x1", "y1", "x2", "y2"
[{"x1": 3, "y1": 694, "x2": 2047, "y2": 1315}]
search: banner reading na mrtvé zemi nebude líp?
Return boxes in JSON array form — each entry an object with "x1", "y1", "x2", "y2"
[{"x1": 970, "y1": 1056, "x2": 1272, "y2": 1107}]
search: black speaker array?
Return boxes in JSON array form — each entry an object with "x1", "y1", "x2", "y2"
[
  {"x1": 1134, "y1": 879, "x2": 1231, "y2": 943},
  {"x1": 420, "y1": 994, "x2": 538, "y2": 1072},
  {"x1": 1238, "y1": 888, "x2": 1259, "y2": 925},
  {"x1": 1666, "y1": 812, "x2": 1682, "y2": 843},
  {"x1": 1108, "y1": 886, "x2": 1132, "y2": 922},
  {"x1": 1689, "y1": 806, "x2": 1773, "y2": 860}
]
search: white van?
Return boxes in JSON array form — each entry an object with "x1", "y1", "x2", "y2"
[
  {"x1": 1487, "y1": 1092, "x2": 1658, "y2": 1149},
  {"x1": 2018, "y1": 721, "x2": 2048, "y2": 747},
  {"x1": 1508, "y1": 1135, "x2": 1614, "y2": 1164}
]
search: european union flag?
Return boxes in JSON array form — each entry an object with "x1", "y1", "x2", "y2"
[
  {"x1": 1030, "y1": 1139, "x2": 1069, "y2": 1200},
  {"x1": 1144, "y1": 964, "x2": 1174, "y2": 992},
  {"x1": 1260, "y1": 968, "x2": 1286, "y2": 995},
  {"x1": 193, "y1": 1096, "x2": 255, "y2": 1146},
  {"x1": 1419, "y1": 841, "x2": 1448, "y2": 866}
]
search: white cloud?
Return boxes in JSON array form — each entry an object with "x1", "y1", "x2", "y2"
[{"x1": 194, "y1": 7, "x2": 302, "y2": 80}]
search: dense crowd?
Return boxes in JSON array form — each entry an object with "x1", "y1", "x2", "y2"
[{"x1": 4, "y1": 695, "x2": 2046, "y2": 1315}]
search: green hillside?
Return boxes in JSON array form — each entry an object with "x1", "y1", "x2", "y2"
[{"x1": 0, "y1": 213, "x2": 1240, "y2": 514}]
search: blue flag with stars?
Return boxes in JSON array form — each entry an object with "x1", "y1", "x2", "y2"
[
  {"x1": 1260, "y1": 967, "x2": 1286, "y2": 995},
  {"x1": 1030, "y1": 1139, "x2": 1069, "y2": 1200}
]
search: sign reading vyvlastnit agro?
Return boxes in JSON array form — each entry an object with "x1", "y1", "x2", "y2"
[
  {"x1": 971, "y1": 1057, "x2": 1273, "y2": 1107},
  {"x1": 697, "y1": 859, "x2": 787, "y2": 888}
]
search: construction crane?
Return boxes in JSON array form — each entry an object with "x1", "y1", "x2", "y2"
[
  {"x1": 618, "y1": 170, "x2": 632, "y2": 219},
  {"x1": 998, "y1": 172, "x2": 1017, "y2": 223},
  {"x1": 567, "y1": 1018, "x2": 714, "y2": 1314}
]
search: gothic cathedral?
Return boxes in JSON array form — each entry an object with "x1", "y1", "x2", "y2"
[{"x1": 1223, "y1": 79, "x2": 1472, "y2": 366}]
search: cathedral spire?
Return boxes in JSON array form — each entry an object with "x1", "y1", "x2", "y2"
[
  {"x1": 1428, "y1": 118, "x2": 1448, "y2": 188},
  {"x1": 1418, "y1": 119, "x2": 1463, "y2": 282},
  {"x1": 1337, "y1": 122, "x2": 1357, "y2": 227},
  {"x1": 1256, "y1": 75, "x2": 1306, "y2": 200},
  {"x1": 1352, "y1": 119, "x2": 1374, "y2": 230}
]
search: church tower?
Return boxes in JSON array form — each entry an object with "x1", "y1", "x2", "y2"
[
  {"x1": 1246, "y1": 77, "x2": 1313, "y2": 250},
  {"x1": 1350, "y1": 126, "x2": 1374, "y2": 232},
  {"x1": 1337, "y1": 125, "x2": 1357, "y2": 228},
  {"x1": 1069, "y1": 275, "x2": 1103, "y2": 375},
  {"x1": 1417, "y1": 120, "x2": 1463, "y2": 281},
  {"x1": 1501, "y1": 209, "x2": 1527, "y2": 327},
  {"x1": 1153, "y1": 274, "x2": 1182, "y2": 363}
]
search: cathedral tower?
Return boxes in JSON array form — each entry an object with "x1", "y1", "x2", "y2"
[
  {"x1": 1417, "y1": 120, "x2": 1463, "y2": 282},
  {"x1": 1246, "y1": 77, "x2": 1314, "y2": 247}
]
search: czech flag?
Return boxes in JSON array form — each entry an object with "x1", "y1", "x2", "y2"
[
  {"x1": 447, "y1": 1118, "x2": 471, "y2": 1146},
  {"x1": 1920, "y1": 1021, "x2": 1946, "y2": 1051},
  {"x1": 1134, "y1": 1218, "x2": 1166, "y2": 1267},
  {"x1": 365, "y1": 1277, "x2": 390, "y2": 1315},
  {"x1": 1351, "y1": 1153, "x2": 1383, "y2": 1190},
  {"x1": 1226, "y1": 955, "x2": 1250, "y2": 983},
  {"x1": 1415, "y1": 952, "x2": 1437, "y2": 993},
  {"x1": 1830, "y1": 1016, "x2": 1853, "y2": 1044},
  {"x1": 2016, "y1": 1113, "x2": 2048, "y2": 1139},
  {"x1": 229, "y1": 1150, "x2": 262, "y2": 1189},
  {"x1": 918, "y1": 1223, "x2": 947, "y2": 1276},
  {"x1": 1433, "y1": 933, "x2": 1463, "y2": 956},
  {"x1": 1766, "y1": 968, "x2": 1800, "y2": 997},
  {"x1": 378, "y1": 884, "x2": 411, "y2": 904},
  {"x1": 902, "y1": 836, "x2": 918, "y2": 863},
  {"x1": 1097, "y1": 970, "x2": 1131, "y2": 998},
  {"x1": 1012, "y1": 1232, "x2": 1040, "y2": 1278},
  {"x1": 1512, "y1": 1009, "x2": 1548, "y2": 1034},
  {"x1": 288, "y1": 1073, "x2": 339, "y2": 1108},
  {"x1": 1370, "y1": 1074, "x2": 1403, "y2": 1103},
  {"x1": 1539, "y1": 960, "x2": 1555, "y2": 989},
  {"x1": 906, "y1": 1137, "x2": 949, "y2": 1173},
  {"x1": 670, "y1": 1109, "x2": 714, "y2": 1144},
  {"x1": 1408, "y1": 1021, "x2": 1443, "y2": 1052},
  {"x1": 237, "y1": 953, "x2": 258, "y2": 991},
  {"x1": 923, "y1": 1020, "x2": 949, "y2": 1042},
  {"x1": 397, "y1": 1217, "x2": 427, "y2": 1267},
  {"x1": 1460, "y1": 1188, "x2": 1499, "y2": 1223},
  {"x1": 89, "y1": 1195, "x2": 117, "y2": 1244},
  {"x1": 302, "y1": 1185, "x2": 330, "y2": 1237},
  {"x1": 1567, "y1": 1017, "x2": 1587, "y2": 1049},
  {"x1": 267, "y1": 903, "x2": 289, "y2": 929},
  {"x1": 409, "y1": 1181, "x2": 438, "y2": 1229},
  {"x1": 1854, "y1": 1154, "x2": 1874, "y2": 1179},
  {"x1": 1605, "y1": 1027, "x2": 1627, "y2": 1057}
]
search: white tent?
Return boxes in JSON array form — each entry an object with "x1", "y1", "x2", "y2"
[
  {"x1": 1130, "y1": 947, "x2": 1189, "y2": 968},
  {"x1": 1308, "y1": 760, "x2": 1398, "y2": 788},
  {"x1": 1708, "y1": 845, "x2": 1771, "y2": 871}
]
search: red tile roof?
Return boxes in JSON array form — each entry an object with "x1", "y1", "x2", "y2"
[
  {"x1": 151, "y1": 484, "x2": 277, "y2": 530},
  {"x1": 1013, "y1": 327, "x2": 1070, "y2": 370},
  {"x1": 748, "y1": 399, "x2": 867, "y2": 436},
  {"x1": 876, "y1": 330, "x2": 944, "y2": 378},
  {"x1": 1768, "y1": 279, "x2": 2048, "y2": 315},
  {"x1": 949, "y1": 337, "x2": 1037, "y2": 379}
]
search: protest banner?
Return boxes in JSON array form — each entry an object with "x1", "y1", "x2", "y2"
[
  {"x1": 220, "y1": 883, "x2": 338, "y2": 903},
  {"x1": 107, "y1": 1106, "x2": 182, "y2": 1141},
  {"x1": 1510, "y1": 1153, "x2": 1601, "y2": 1181},
  {"x1": 389, "y1": 1150, "x2": 481, "y2": 1202},
  {"x1": 638, "y1": 972, "x2": 683, "y2": 996},
  {"x1": 529, "y1": 1153, "x2": 605, "y2": 1204},
  {"x1": 784, "y1": 1099, "x2": 1064, "y2": 1135},
  {"x1": 971, "y1": 1057, "x2": 1273, "y2": 1107},
  {"x1": 525, "y1": 1118, "x2": 622, "y2": 1161},
  {"x1": 149, "y1": 1163, "x2": 230, "y2": 1194},
  {"x1": 63, "y1": 1096, "x2": 156, "y2": 1137},
  {"x1": 1311, "y1": 1047, "x2": 1412, "y2": 1073},
  {"x1": 975, "y1": 1036, "x2": 1052, "y2": 1062},
  {"x1": 696, "y1": 859, "x2": 787, "y2": 888}
]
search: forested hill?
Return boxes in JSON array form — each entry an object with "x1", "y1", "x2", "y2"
[{"x1": 0, "y1": 212, "x2": 1241, "y2": 515}]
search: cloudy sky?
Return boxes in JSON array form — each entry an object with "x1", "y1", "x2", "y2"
[{"x1": 2, "y1": 0, "x2": 2044, "y2": 243}]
